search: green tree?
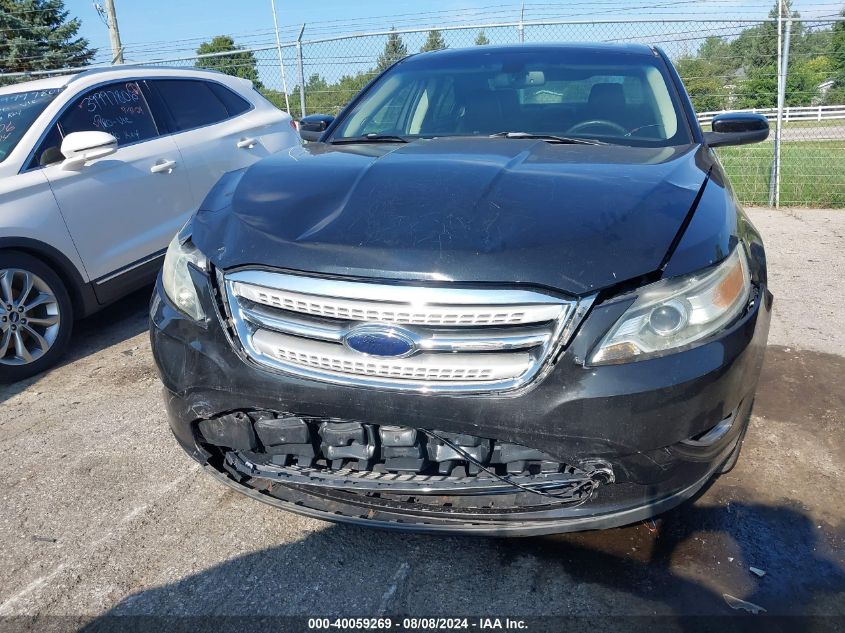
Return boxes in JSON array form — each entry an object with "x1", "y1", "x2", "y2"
[
  {"x1": 675, "y1": 36, "x2": 734, "y2": 111},
  {"x1": 0, "y1": 0, "x2": 95, "y2": 74},
  {"x1": 287, "y1": 71, "x2": 373, "y2": 120},
  {"x1": 676, "y1": 56, "x2": 730, "y2": 112},
  {"x1": 196, "y1": 35, "x2": 263, "y2": 89},
  {"x1": 829, "y1": 8, "x2": 845, "y2": 102},
  {"x1": 833, "y1": 8, "x2": 845, "y2": 70},
  {"x1": 730, "y1": 0, "x2": 805, "y2": 71},
  {"x1": 735, "y1": 57, "x2": 831, "y2": 109},
  {"x1": 726, "y1": 1, "x2": 830, "y2": 108},
  {"x1": 474, "y1": 31, "x2": 490, "y2": 46},
  {"x1": 420, "y1": 29, "x2": 447, "y2": 53},
  {"x1": 377, "y1": 28, "x2": 408, "y2": 72},
  {"x1": 670, "y1": 2, "x2": 841, "y2": 110}
]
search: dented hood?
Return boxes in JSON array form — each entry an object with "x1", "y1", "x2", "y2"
[{"x1": 193, "y1": 138, "x2": 710, "y2": 296}]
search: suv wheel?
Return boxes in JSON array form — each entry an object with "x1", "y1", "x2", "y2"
[{"x1": 0, "y1": 252, "x2": 73, "y2": 383}]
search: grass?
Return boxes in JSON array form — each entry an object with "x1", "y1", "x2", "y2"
[
  {"x1": 717, "y1": 140, "x2": 845, "y2": 208},
  {"x1": 779, "y1": 118, "x2": 845, "y2": 129}
]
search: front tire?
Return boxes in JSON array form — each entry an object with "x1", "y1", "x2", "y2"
[{"x1": 0, "y1": 251, "x2": 73, "y2": 383}]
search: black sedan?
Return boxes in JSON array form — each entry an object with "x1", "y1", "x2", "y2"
[{"x1": 150, "y1": 43, "x2": 772, "y2": 535}]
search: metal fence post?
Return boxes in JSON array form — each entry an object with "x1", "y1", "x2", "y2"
[
  {"x1": 768, "y1": 1, "x2": 783, "y2": 207},
  {"x1": 775, "y1": 18, "x2": 793, "y2": 209},
  {"x1": 270, "y1": 0, "x2": 291, "y2": 113},
  {"x1": 296, "y1": 24, "x2": 307, "y2": 119}
]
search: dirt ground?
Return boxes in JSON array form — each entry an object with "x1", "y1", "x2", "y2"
[{"x1": 0, "y1": 207, "x2": 843, "y2": 629}]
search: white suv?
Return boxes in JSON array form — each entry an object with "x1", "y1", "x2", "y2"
[{"x1": 0, "y1": 66, "x2": 300, "y2": 381}]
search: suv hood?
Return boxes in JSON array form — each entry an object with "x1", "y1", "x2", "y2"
[{"x1": 193, "y1": 138, "x2": 710, "y2": 296}]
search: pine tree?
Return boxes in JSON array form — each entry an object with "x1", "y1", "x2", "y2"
[
  {"x1": 0, "y1": 0, "x2": 95, "y2": 74},
  {"x1": 420, "y1": 29, "x2": 447, "y2": 53},
  {"x1": 197, "y1": 35, "x2": 264, "y2": 89},
  {"x1": 377, "y1": 28, "x2": 408, "y2": 72},
  {"x1": 475, "y1": 31, "x2": 490, "y2": 46}
]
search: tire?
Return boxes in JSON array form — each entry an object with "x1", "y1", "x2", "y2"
[{"x1": 0, "y1": 251, "x2": 73, "y2": 383}]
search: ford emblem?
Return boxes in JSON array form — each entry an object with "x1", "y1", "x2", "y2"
[{"x1": 343, "y1": 325, "x2": 416, "y2": 358}]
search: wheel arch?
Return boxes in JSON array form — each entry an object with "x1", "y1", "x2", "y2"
[{"x1": 0, "y1": 238, "x2": 100, "y2": 318}]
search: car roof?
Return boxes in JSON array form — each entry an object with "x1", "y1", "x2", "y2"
[
  {"x1": 405, "y1": 42, "x2": 658, "y2": 63},
  {"x1": 0, "y1": 74, "x2": 71, "y2": 95},
  {"x1": 0, "y1": 65, "x2": 247, "y2": 96}
]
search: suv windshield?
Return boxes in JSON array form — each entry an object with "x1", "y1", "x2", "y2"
[
  {"x1": 331, "y1": 48, "x2": 690, "y2": 147},
  {"x1": 0, "y1": 87, "x2": 64, "y2": 163}
]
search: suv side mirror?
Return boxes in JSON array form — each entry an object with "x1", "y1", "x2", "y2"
[
  {"x1": 702, "y1": 112, "x2": 769, "y2": 148},
  {"x1": 60, "y1": 131, "x2": 118, "y2": 171},
  {"x1": 298, "y1": 114, "x2": 334, "y2": 142}
]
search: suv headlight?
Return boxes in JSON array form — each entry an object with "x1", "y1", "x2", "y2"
[
  {"x1": 590, "y1": 246, "x2": 751, "y2": 365},
  {"x1": 162, "y1": 232, "x2": 207, "y2": 321}
]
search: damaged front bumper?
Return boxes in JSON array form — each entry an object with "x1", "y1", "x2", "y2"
[{"x1": 150, "y1": 274, "x2": 772, "y2": 536}]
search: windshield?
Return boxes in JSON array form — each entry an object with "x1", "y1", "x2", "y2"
[
  {"x1": 0, "y1": 88, "x2": 64, "y2": 163},
  {"x1": 331, "y1": 49, "x2": 690, "y2": 147}
]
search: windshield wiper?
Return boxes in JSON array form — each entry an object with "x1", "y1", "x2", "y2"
[
  {"x1": 331, "y1": 133, "x2": 410, "y2": 144},
  {"x1": 489, "y1": 131, "x2": 606, "y2": 145}
]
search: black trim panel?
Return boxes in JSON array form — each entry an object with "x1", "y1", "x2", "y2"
[{"x1": 93, "y1": 250, "x2": 165, "y2": 305}]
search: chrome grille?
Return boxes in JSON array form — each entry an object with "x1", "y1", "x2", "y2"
[{"x1": 223, "y1": 270, "x2": 591, "y2": 394}]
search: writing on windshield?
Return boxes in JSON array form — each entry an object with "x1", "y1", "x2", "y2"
[{"x1": 0, "y1": 87, "x2": 64, "y2": 162}]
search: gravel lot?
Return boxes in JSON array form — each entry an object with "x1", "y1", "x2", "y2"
[{"x1": 0, "y1": 207, "x2": 843, "y2": 629}]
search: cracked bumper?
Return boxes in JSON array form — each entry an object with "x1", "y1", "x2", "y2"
[{"x1": 150, "y1": 275, "x2": 772, "y2": 535}]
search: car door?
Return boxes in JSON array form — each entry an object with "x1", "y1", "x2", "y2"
[
  {"x1": 148, "y1": 79, "x2": 278, "y2": 209},
  {"x1": 37, "y1": 79, "x2": 194, "y2": 282}
]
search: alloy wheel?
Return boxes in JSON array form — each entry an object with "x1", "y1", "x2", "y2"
[{"x1": 0, "y1": 268, "x2": 61, "y2": 366}]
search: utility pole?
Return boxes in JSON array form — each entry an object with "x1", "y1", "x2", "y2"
[
  {"x1": 270, "y1": 0, "x2": 291, "y2": 114},
  {"x1": 775, "y1": 18, "x2": 792, "y2": 209},
  {"x1": 104, "y1": 0, "x2": 124, "y2": 64}
]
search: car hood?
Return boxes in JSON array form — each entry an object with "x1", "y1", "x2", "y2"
[{"x1": 193, "y1": 138, "x2": 711, "y2": 296}]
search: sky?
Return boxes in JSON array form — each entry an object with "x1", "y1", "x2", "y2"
[{"x1": 66, "y1": 0, "x2": 844, "y2": 66}]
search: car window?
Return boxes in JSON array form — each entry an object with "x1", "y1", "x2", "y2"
[
  {"x1": 33, "y1": 125, "x2": 63, "y2": 167},
  {"x1": 153, "y1": 80, "x2": 230, "y2": 131},
  {"x1": 367, "y1": 81, "x2": 417, "y2": 133},
  {"x1": 207, "y1": 82, "x2": 251, "y2": 117},
  {"x1": 59, "y1": 80, "x2": 159, "y2": 144},
  {"x1": 332, "y1": 49, "x2": 690, "y2": 147},
  {"x1": 28, "y1": 81, "x2": 158, "y2": 169},
  {"x1": 0, "y1": 87, "x2": 64, "y2": 164}
]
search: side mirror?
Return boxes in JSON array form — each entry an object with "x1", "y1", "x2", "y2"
[
  {"x1": 702, "y1": 112, "x2": 769, "y2": 148},
  {"x1": 60, "y1": 131, "x2": 118, "y2": 171},
  {"x1": 298, "y1": 114, "x2": 334, "y2": 142}
]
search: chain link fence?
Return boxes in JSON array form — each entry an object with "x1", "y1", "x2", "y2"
[{"x1": 2, "y1": 17, "x2": 844, "y2": 207}]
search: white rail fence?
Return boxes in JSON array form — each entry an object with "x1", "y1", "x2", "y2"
[{"x1": 697, "y1": 105, "x2": 845, "y2": 125}]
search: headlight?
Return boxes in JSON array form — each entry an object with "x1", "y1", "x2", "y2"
[
  {"x1": 162, "y1": 232, "x2": 207, "y2": 320},
  {"x1": 590, "y1": 246, "x2": 751, "y2": 365}
]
